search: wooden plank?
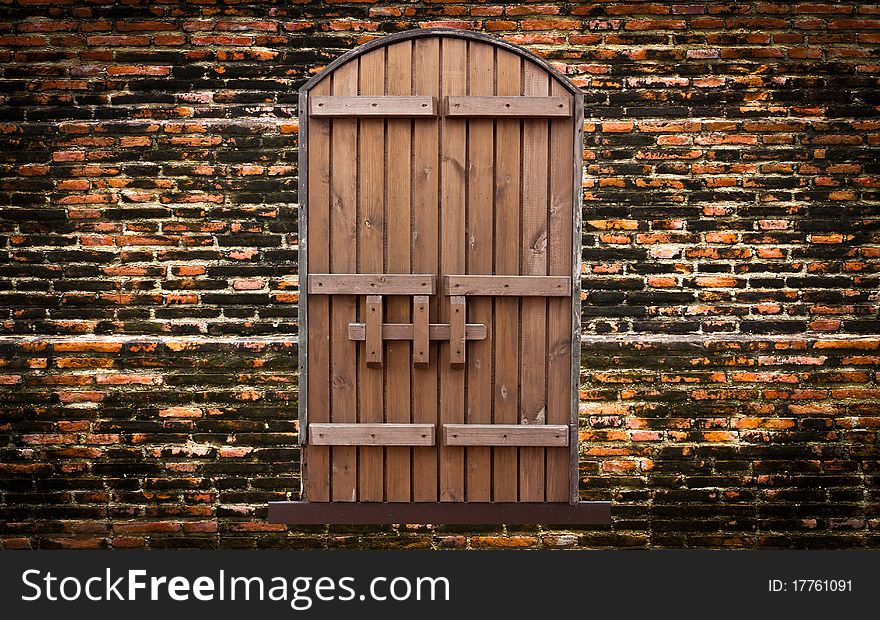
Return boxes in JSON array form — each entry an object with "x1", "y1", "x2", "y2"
[
  {"x1": 519, "y1": 62, "x2": 550, "y2": 503},
  {"x1": 310, "y1": 95, "x2": 436, "y2": 117},
  {"x1": 445, "y1": 275, "x2": 570, "y2": 296},
  {"x1": 439, "y1": 36, "x2": 467, "y2": 501},
  {"x1": 547, "y1": 78, "x2": 575, "y2": 503},
  {"x1": 444, "y1": 96, "x2": 571, "y2": 117},
  {"x1": 385, "y1": 40, "x2": 413, "y2": 502},
  {"x1": 308, "y1": 273, "x2": 435, "y2": 295},
  {"x1": 411, "y1": 36, "x2": 440, "y2": 502},
  {"x1": 357, "y1": 47, "x2": 386, "y2": 503},
  {"x1": 365, "y1": 295, "x2": 383, "y2": 367},
  {"x1": 465, "y1": 40, "x2": 494, "y2": 502},
  {"x1": 329, "y1": 59, "x2": 359, "y2": 502},
  {"x1": 310, "y1": 424, "x2": 435, "y2": 447},
  {"x1": 304, "y1": 76, "x2": 331, "y2": 502},
  {"x1": 492, "y1": 48, "x2": 521, "y2": 503},
  {"x1": 412, "y1": 295, "x2": 430, "y2": 364},
  {"x1": 444, "y1": 425, "x2": 569, "y2": 447},
  {"x1": 348, "y1": 322, "x2": 487, "y2": 341},
  {"x1": 449, "y1": 296, "x2": 466, "y2": 367},
  {"x1": 269, "y1": 501, "x2": 612, "y2": 525}
]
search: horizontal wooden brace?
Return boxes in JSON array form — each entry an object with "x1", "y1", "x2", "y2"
[
  {"x1": 310, "y1": 96, "x2": 437, "y2": 117},
  {"x1": 269, "y1": 502, "x2": 613, "y2": 524},
  {"x1": 443, "y1": 424, "x2": 569, "y2": 447},
  {"x1": 444, "y1": 96, "x2": 571, "y2": 117},
  {"x1": 308, "y1": 423, "x2": 435, "y2": 446},
  {"x1": 444, "y1": 275, "x2": 571, "y2": 297},
  {"x1": 308, "y1": 273, "x2": 435, "y2": 295},
  {"x1": 348, "y1": 322, "x2": 487, "y2": 341}
]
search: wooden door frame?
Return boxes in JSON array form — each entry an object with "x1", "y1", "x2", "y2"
[{"x1": 271, "y1": 28, "x2": 609, "y2": 524}]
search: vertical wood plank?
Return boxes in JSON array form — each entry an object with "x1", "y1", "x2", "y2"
[
  {"x1": 413, "y1": 295, "x2": 429, "y2": 364},
  {"x1": 519, "y1": 62, "x2": 549, "y2": 502},
  {"x1": 412, "y1": 37, "x2": 440, "y2": 502},
  {"x1": 330, "y1": 61, "x2": 359, "y2": 502},
  {"x1": 365, "y1": 295, "x2": 383, "y2": 367},
  {"x1": 449, "y1": 296, "x2": 466, "y2": 367},
  {"x1": 439, "y1": 36, "x2": 467, "y2": 501},
  {"x1": 465, "y1": 41, "x2": 493, "y2": 502},
  {"x1": 492, "y1": 49, "x2": 521, "y2": 502},
  {"x1": 305, "y1": 77, "x2": 331, "y2": 502},
  {"x1": 385, "y1": 40, "x2": 413, "y2": 502},
  {"x1": 547, "y1": 79, "x2": 575, "y2": 502},
  {"x1": 357, "y1": 48, "x2": 386, "y2": 502}
]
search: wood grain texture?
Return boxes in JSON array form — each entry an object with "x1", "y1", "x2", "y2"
[
  {"x1": 356, "y1": 47, "x2": 385, "y2": 502},
  {"x1": 365, "y1": 295, "x2": 382, "y2": 367},
  {"x1": 329, "y1": 59, "x2": 359, "y2": 502},
  {"x1": 438, "y1": 36, "x2": 467, "y2": 502},
  {"x1": 304, "y1": 76, "x2": 331, "y2": 502},
  {"x1": 412, "y1": 295, "x2": 430, "y2": 364},
  {"x1": 411, "y1": 36, "x2": 440, "y2": 501},
  {"x1": 519, "y1": 61, "x2": 549, "y2": 502},
  {"x1": 308, "y1": 273, "x2": 434, "y2": 295},
  {"x1": 465, "y1": 40, "x2": 494, "y2": 502},
  {"x1": 444, "y1": 95, "x2": 570, "y2": 117},
  {"x1": 492, "y1": 48, "x2": 522, "y2": 502},
  {"x1": 385, "y1": 40, "x2": 413, "y2": 502},
  {"x1": 310, "y1": 95, "x2": 436, "y2": 117},
  {"x1": 445, "y1": 275, "x2": 570, "y2": 296},
  {"x1": 310, "y1": 424, "x2": 435, "y2": 446},
  {"x1": 444, "y1": 425, "x2": 569, "y2": 447},
  {"x1": 348, "y1": 322, "x2": 487, "y2": 341},
  {"x1": 547, "y1": 77, "x2": 575, "y2": 502}
]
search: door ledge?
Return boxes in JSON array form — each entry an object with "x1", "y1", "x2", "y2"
[{"x1": 267, "y1": 501, "x2": 611, "y2": 525}]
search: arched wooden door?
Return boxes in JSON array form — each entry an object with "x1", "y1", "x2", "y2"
[{"x1": 271, "y1": 29, "x2": 609, "y2": 524}]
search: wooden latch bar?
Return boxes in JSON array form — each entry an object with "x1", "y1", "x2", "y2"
[
  {"x1": 443, "y1": 424, "x2": 569, "y2": 447},
  {"x1": 443, "y1": 96, "x2": 571, "y2": 118},
  {"x1": 308, "y1": 273, "x2": 435, "y2": 295},
  {"x1": 310, "y1": 96, "x2": 437, "y2": 117},
  {"x1": 309, "y1": 423, "x2": 436, "y2": 446},
  {"x1": 365, "y1": 295, "x2": 382, "y2": 367},
  {"x1": 412, "y1": 295, "x2": 429, "y2": 365},
  {"x1": 449, "y1": 296, "x2": 466, "y2": 367},
  {"x1": 444, "y1": 275, "x2": 571, "y2": 296}
]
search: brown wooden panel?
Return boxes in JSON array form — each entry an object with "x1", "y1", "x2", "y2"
[
  {"x1": 385, "y1": 40, "x2": 414, "y2": 502},
  {"x1": 547, "y1": 77, "x2": 576, "y2": 502},
  {"x1": 465, "y1": 40, "x2": 494, "y2": 502},
  {"x1": 304, "y1": 76, "x2": 331, "y2": 502},
  {"x1": 310, "y1": 95, "x2": 436, "y2": 117},
  {"x1": 439, "y1": 36, "x2": 467, "y2": 502},
  {"x1": 519, "y1": 62, "x2": 550, "y2": 502},
  {"x1": 445, "y1": 275, "x2": 570, "y2": 296},
  {"x1": 329, "y1": 59, "x2": 359, "y2": 502},
  {"x1": 444, "y1": 425, "x2": 569, "y2": 447},
  {"x1": 444, "y1": 96, "x2": 571, "y2": 117},
  {"x1": 412, "y1": 295, "x2": 430, "y2": 364},
  {"x1": 365, "y1": 295, "x2": 382, "y2": 367},
  {"x1": 348, "y1": 322, "x2": 487, "y2": 341},
  {"x1": 492, "y1": 48, "x2": 522, "y2": 502},
  {"x1": 310, "y1": 424, "x2": 435, "y2": 446},
  {"x1": 308, "y1": 273, "x2": 435, "y2": 295},
  {"x1": 411, "y1": 36, "x2": 440, "y2": 502},
  {"x1": 357, "y1": 47, "x2": 385, "y2": 502}
]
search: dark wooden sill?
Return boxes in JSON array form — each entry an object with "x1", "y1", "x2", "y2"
[{"x1": 267, "y1": 501, "x2": 611, "y2": 525}]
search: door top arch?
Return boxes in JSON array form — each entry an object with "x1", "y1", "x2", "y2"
[{"x1": 299, "y1": 28, "x2": 582, "y2": 98}]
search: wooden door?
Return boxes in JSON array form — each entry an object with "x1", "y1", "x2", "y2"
[{"x1": 298, "y1": 30, "x2": 583, "y2": 509}]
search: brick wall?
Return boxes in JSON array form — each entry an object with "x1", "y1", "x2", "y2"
[{"x1": 0, "y1": 1, "x2": 878, "y2": 549}]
